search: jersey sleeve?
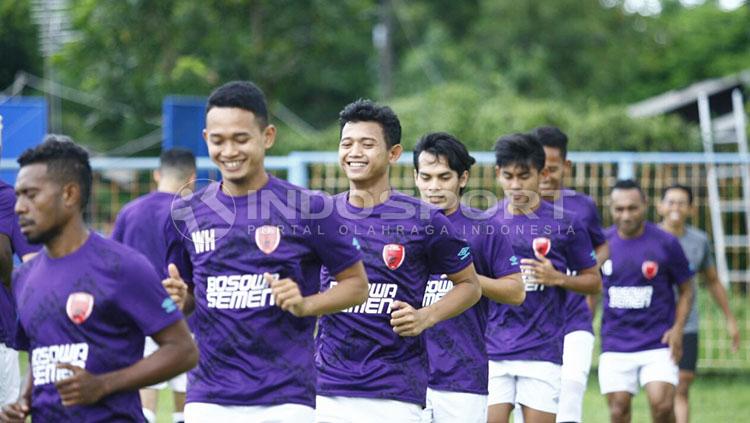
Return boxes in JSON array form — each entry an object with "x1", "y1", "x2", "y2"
[
  {"x1": 0, "y1": 188, "x2": 15, "y2": 238},
  {"x1": 9, "y1": 270, "x2": 29, "y2": 351},
  {"x1": 426, "y1": 211, "x2": 473, "y2": 275},
  {"x1": 116, "y1": 252, "x2": 184, "y2": 336},
  {"x1": 164, "y1": 217, "x2": 194, "y2": 289},
  {"x1": 110, "y1": 209, "x2": 126, "y2": 242},
  {"x1": 667, "y1": 236, "x2": 695, "y2": 286},
  {"x1": 565, "y1": 216, "x2": 598, "y2": 272},
  {"x1": 582, "y1": 196, "x2": 607, "y2": 248},
  {"x1": 307, "y1": 194, "x2": 362, "y2": 277}
]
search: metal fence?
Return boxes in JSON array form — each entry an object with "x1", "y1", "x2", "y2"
[{"x1": 2, "y1": 152, "x2": 747, "y2": 370}]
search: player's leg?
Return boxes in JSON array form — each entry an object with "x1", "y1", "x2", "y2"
[
  {"x1": 598, "y1": 352, "x2": 639, "y2": 423},
  {"x1": 0, "y1": 343, "x2": 20, "y2": 405},
  {"x1": 674, "y1": 333, "x2": 697, "y2": 423},
  {"x1": 170, "y1": 372, "x2": 188, "y2": 423},
  {"x1": 644, "y1": 382, "x2": 676, "y2": 423},
  {"x1": 557, "y1": 330, "x2": 595, "y2": 423},
  {"x1": 487, "y1": 360, "x2": 517, "y2": 423},
  {"x1": 640, "y1": 349, "x2": 679, "y2": 423},
  {"x1": 424, "y1": 388, "x2": 486, "y2": 423},
  {"x1": 315, "y1": 396, "x2": 421, "y2": 423},
  {"x1": 520, "y1": 405, "x2": 555, "y2": 423}
]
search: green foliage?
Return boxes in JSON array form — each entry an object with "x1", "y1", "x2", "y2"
[{"x1": 0, "y1": 0, "x2": 42, "y2": 89}]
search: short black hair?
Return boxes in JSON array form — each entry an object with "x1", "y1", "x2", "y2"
[
  {"x1": 160, "y1": 148, "x2": 196, "y2": 179},
  {"x1": 662, "y1": 183, "x2": 694, "y2": 205},
  {"x1": 17, "y1": 135, "x2": 93, "y2": 210},
  {"x1": 612, "y1": 179, "x2": 646, "y2": 201},
  {"x1": 339, "y1": 99, "x2": 401, "y2": 148},
  {"x1": 206, "y1": 81, "x2": 269, "y2": 127},
  {"x1": 532, "y1": 126, "x2": 568, "y2": 159},
  {"x1": 413, "y1": 132, "x2": 476, "y2": 195},
  {"x1": 494, "y1": 133, "x2": 546, "y2": 172}
]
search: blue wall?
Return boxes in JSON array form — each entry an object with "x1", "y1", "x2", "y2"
[
  {"x1": 162, "y1": 96, "x2": 206, "y2": 157},
  {"x1": 0, "y1": 98, "x2": 47, "y2": 184}
]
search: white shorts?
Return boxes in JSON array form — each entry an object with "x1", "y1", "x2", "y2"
[
  {"x1": 0, "y1": 343, "x2": 20, "y2": 405},
  {"x1": 316, "y1": 395, "x2": 422, "y2": 423},
  {"x1": 488, "y1": 360, "x2": 561, "y2": 414},
  {"x1": 184, "y1": 402, "x2": 314, "y2": 423},
  {"x1": 421, "y1": 388, "x2": 487, "y2": 423},
  {"x1": 598, "y1": 348, "x2": 679, "y2": 395},
  {"x1": 561, "y1": 330, "x2": 595, "y2": 384},
  {"x1": 143, "y1": 336, "x2": 187, "y2": 392}
]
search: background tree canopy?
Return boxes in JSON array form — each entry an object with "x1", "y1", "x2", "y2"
[{"x1": 2, "y1": 0, "x2": 748, "y2": 154}]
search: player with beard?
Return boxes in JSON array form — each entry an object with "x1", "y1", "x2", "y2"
[
  {"x1": 598, "y1": 179, "x2": 694, "y2": 423},
  {"x1": 0, "y1": 136, "x2": 197, "y2": 422}
]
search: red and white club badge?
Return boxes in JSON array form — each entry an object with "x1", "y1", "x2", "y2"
[
  {"x1": 532, "y1": 237, "x2": 551, "y2": 259},
  {"x1": 642, "y1": 260, "x2": 659, "y2": 280},
  {"x1": 382, "y1": 244, "x2": 406, "y2": 270},
  {"x1": 255, "y1": 225, "x2": 281, "y2": 255},
  {"x1": 66, "y1": 292, "x2": 94, "y2": 325}
]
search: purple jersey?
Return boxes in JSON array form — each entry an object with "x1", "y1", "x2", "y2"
[
  {"x1": 111, "y1": 191, "x2": 175, "y2": 279},
  {"x1": 0, "y1": 181, "x2": 40, "y2": 345},
  {"x1": 556, "y1": 189, "x2": 606, "y2": 334},
  {"x1": 12, "y1": 233, "x2": 182, "y2": 422},
  {"x1": 424, "y1": 206, "x2": 519, "y2": 395},
  {"x1": 485, "y1": 200, "x2": 596, "y2": 364},
  {"x1": 601, "y1": 222, "x2": 694, "y2": 353},
  {"x1": 166, "y1": 176, "x2": 362, "y2": 408},
  {"x1": 316, "y1": 191, "x2": 473, "y2": 406}
]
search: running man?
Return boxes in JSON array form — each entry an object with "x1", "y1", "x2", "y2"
[
  {"x1": 1, "y1": 136, "x2": 197, "y2": 422},
  {"x1": 162, "y1": 81, "x2": 369, "y2": 422},
  {"x1": 315, "y1": 100, "x2": 482, "y2": 423},
  {"x1": 486, "y1": 133, "x2": 601, "y2": 423},
  {"x1": 533, "y1": 126, "x2": 609, "y2": 423},
  {"x1": 598, "y1": 179, "x2": 694, "y2": 423},
  {"x1": 413, "y1": 132, "x2": 524, "y2": 423},
  {"x1": 111, "y1": 148, "x2": 197, "y2": 423},
  {"x1": 658, "y1": 183, "x2": 740, "y2": 423}
]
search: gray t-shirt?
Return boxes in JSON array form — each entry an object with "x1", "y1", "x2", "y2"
[{"x1": 675, "y1": 225, "x2": 715, "y2": 334}]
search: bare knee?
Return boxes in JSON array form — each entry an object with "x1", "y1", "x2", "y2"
[
  {"x1": 608, "y1": 394, "x2": 632, "y2": 422},
  {"x1": 651, "y1": 399, "x2": 675, "y2": 421},
  {"x1": 676, "y1": 372, "x2": 694, "y2": 398}
]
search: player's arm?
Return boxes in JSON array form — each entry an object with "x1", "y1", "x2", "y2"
[
  {"x1": 478, "y1": 273, "x2": 524, "y2": 305},
  {"x1": 55, "y1": 319, "x2": 198, "y2": 407},
  {"x1": 0, "y1": 234, "x2": 11, "y2": 287},
  {"x1": 391, "y1": 263, "x2": 481, "y2": 337},
  {"x1": 0, "y1": 370, "x2": 31, "y2": 422},
  {"x1": 662, "y1": 279, "x2": 693, "y2": 363},
  {"x1": 703, "y1": 265, "x2": 740, "y2": 352},
  {"x1": 522, "y1": 258, "x2": 602, "y2": 295},
  {"x1": 270, "y1": 261, "x2": 368, "y2": 317},
  {"x1": 594, "y1": 241, "x2": 610, "y2": 267}
]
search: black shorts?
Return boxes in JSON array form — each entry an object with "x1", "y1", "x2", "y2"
[{"x1": 679, "y1": 332, "x2": 698, "y2": 372}]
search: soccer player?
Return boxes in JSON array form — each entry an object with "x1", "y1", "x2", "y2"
[
  {"x1": 658, "y1": 183, "x2": 740, "y2": 423},
  {"x1": 533, "y1": 126, "x2": 609, "y2": 423},
  {"x1": 486, "y1": 133, "x2": 601, "y2": 423},
  {"x1": 314, "y1": 100, "x2": 482, "y2": 423},
  {"x1": 0, "y1": 136, "x2": 198, "y2": 422},
  {"x1": 111, "y1": 148, "x2": 197, "y2": 423},
  {"x1": 0, "y1": 142, "x2": 39, "y2": 406},
  {"x1": 161, "y1": 81, "x2": 369, "y2": 422},
  {"x1": 598, "y1": 179, "x2": 694, "y2": 423},
  {"x1": 412, "y1": 132, "x2": 524, "y2": 423}
]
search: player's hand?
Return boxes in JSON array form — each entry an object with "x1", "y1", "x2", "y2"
[
  {"x1": 390, "y1": 301, "x2": 434, "y2": 337},
  {"x1": 162, "y1": 264, "x2": 188, "y2": 310},
  {"x1": 0, "y1": 399, "x2": 29, "y2": 423},
  {"x1": 54, "y1": 363, "x2": 109, "y2": 406},
  {"x1": 728, "y1": 316, "x2": 740, "y2": 353},
  {"x1": 520, "y1": 257, "x2": 563, "y2": 287},
  {"x1": 661, "y1": 326, "x2": 683, "y2": 363},
  {"x1": 266, "y1": 273, "x2": 308, "y2": 317}
]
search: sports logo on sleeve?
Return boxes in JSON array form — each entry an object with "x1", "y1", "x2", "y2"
[
  {"x1": 641, "y1": 260, "x2": 659, "y2": 280},
  {"x1": 532, "y1": 237, "x2": 551, "y2": 259},
  {"x1": 66, "y1": 292, "x2": 94, "y2": 325},
  {"x1": 382, "y1": 244, "x2": 406, "y2": 270},
  {"x1": 255, "y1": 225, "x2": 281, "y2": 254}
]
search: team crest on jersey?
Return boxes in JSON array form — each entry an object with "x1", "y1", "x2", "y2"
[
  {"x1": 602, "y1": 259, "x2": 613, "y2": 276},
  {"x1": 642, "y1": 260, "x2": 659, "y2": 280},
  {"x1": 66, "y1": 292, "x2": 94, "y2": 325},
  {"x1": 382, "y1": 244, "x2": 406, "y2": 270},
  {"x1": 255, "y1": 225, "x2": 281, "y2": 254},
  {"x1": 532, "y1": 237, "x2": 551, "y2": 259}
]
